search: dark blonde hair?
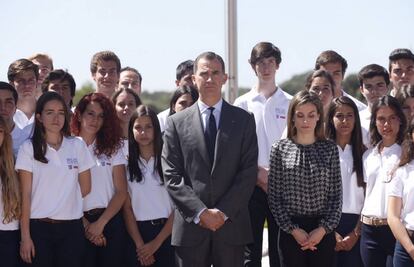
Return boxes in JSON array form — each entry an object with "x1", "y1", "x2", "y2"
[
  {"x1": 0, "y1": 117, "x2": 20, "y2": 223},
  {"x1": 287, "y1": 90, "x2": 325, "y2": 140}
]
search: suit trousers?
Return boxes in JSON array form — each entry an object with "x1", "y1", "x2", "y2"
[
  {"x1": 244, "y1": 186, "x2": 280, "y2": 267},
  {"x1": 360, "y1": 223, "x2": 395, "y2": 267},
  {"x1": 278, "y1": 216, "x2": 336, "y2": 267},
  {"x1": 175, "y1": 235, "x2": 244, "y2": 267},
  {"x1": 21, "y1": 219, "x2": 84, "y2": 267},
  {"x1": 0, "y1": 229, "x2": 19, "y2": 267},
  {"x1": 83, "y1": 211, "x2": 126, "y2": 267}
]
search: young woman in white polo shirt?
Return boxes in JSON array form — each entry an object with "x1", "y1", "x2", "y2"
[
  {"x1": 360, "y1": 95, "x2": 407, "y2": 267},
  {"x1": 123, "y1": 105, "x2": 174, "y2": 267},
  {"x1": 0, "y1": 116, "x2": 21, "y2": 267},
  {"x1": 71, "y1": 92, "x2": 128, "y2": 267},
  {"x1": 16, "y1": 92, "x2": 95, "y2": 267},
  {"x1": 388, "y1": 137, "x2": 414, "y2": 266},
  {"x1": 325, "y1": 96, "x2": 365, "y2": 267}
]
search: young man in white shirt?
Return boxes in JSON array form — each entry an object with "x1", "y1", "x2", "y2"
[
  {"x1": 234, "y1": 42, "x2": 291, "y2": 267},
  {"x1": 357, "y1": 64, "x2": 390, "y2": 147},
  {"x1": 315, "y1": 50, "x2": 367, "y2": 111},
  {"x1": 118, "y1": 66, "x2": 142, "y2": 95},
  {"x1": 388, "y1": 48, "x2": 414, "y2": 97},
  {"x1": 90, "y1": 51, "x2": 121, "y2": 98},
  {"x1": 7, "y1": 59, "x2": 38, "y2": 131}
]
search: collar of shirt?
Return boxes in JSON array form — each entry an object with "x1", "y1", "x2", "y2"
[
  {"x1": 197, "y1": 98, "x2": 223, "y2": 130},
  {"x1": 138, "y1": 156, "x2": 155, "y2": 174},
  {"x1": 373, "y1": 141, "x2": 400, "y2": 157},
  {"x1": 251, "y1": 85, "x2": 281, "y2": 103}
]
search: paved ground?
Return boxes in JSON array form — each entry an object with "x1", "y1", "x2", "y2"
[{"x1": 261, "y1": 228, "x2": 270, "y2": 267}]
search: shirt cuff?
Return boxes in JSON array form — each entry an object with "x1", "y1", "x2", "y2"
[{"x1": 193, "y1": 208, "x2": 207, "y2": 224}]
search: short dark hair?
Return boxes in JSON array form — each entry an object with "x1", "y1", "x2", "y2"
[
  {"x1": 7, "y1": 59, "x2": 39, "y2": 82},
  {"x1": 41, "y1": 69, "x2": 76, "y2": 96},
  {"x1": 357, "y1": 64, "x2": 390, "y2": 87},
  {"x1": 388, "y1": 48, "x2": 414, "y2": 73},
  {"x1": 90, "y1": 51, "x2": 121, "y2": 75},
  {"x1": 369, "y1": 95, "x2": 406, "y2": 146},
  {"x1": 27, "y1": 53, "x2": 54, "y2": 70},
  {"x1": 0, "y1": 82, "x2": 18, "y2": 104},
  {"x1": 194, "y1": 52, "x2": 225, "y2": 73},
  {"x1": 396, "y1": 84, "x2": 414, "y2": 107},
  {"x1": 176, "y1": 60, "x2": 194, "y2": 81},
  {"x1": 249, "y1": 42, "x2": 282, "y2": 66},
  {"x1": 315, "y1": 50, "x2": 348, "y2": 76},
  {"x1": 120, "y1": 66, "x2": 142, "y2": 85}
]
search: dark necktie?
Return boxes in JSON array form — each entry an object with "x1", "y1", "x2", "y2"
[{"x1": 205, "y1": 107, "x2": 217, "y2": 163}]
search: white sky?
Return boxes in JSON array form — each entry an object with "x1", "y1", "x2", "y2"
[{"x1": 0, "y1": 0, "x2": 413, "y2": 92}]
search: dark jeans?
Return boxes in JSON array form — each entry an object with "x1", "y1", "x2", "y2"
[
  {"x1": 334, "y1": 213, "x2": 363, "y2": 267},
  {"x1": 125, "y1": 219, "x2": 175, "y2": 267},
  {"x1": 21, "y1": 219, "x2": 84, "y2": 267},
  {"x1": 360, "y1": 223, "x2": 395, "y2": 267},
  {"x1": 278, "y1": 216, "x2": 335, "y2": 267},
  {"x1": 245, "y1": 186, "x2": 280, "y2": 267},
  {"x1": 0, "y1": 229, "x2": 19, "y2": 267},
  {"x1": 83, "y1": 211, "x2": 126, "y2": 267},
  {"x1": 394, "y1": 240, "x2": 414, "y2": 267}
]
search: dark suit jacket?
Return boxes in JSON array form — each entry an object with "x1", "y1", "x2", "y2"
[{"x1": 162, "y1": 100, "x2": 258, "y2": 246}]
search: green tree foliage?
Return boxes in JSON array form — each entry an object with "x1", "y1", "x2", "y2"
[
  {"x1": 343, "y1": 74, "x2": 365, "y2": 103},
  {"x1": 73, "y1": 82, "x2": 95, "y2": 106},
  {"x1": 280, "y1": 71, "x2": 313, "y2": 95},
  {"x1": 139, "y1": 91, "x2": 172, "y2": 113}
]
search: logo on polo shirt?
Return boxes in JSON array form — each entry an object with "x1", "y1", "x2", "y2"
[
  {"x1": 275, "y1": 108, "x2": 286, "y2": 119},
  {"x1": 66, "y1": 158, "x2": 79, "y2": 170}
]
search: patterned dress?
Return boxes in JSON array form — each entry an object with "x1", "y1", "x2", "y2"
[{"x1": 268, "y1": 138, "x2": 342, "y2": 234}]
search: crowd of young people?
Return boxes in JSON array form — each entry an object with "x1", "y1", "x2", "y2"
[{"x1": 0, "y1": 45, "x2": 414, "y2": 267}]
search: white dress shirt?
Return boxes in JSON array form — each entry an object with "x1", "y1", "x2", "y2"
[{"x1": 359, "y1": 107, "x2": 372, "y2": 148}]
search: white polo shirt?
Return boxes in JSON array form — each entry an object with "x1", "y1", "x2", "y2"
[
  {"x1": 121, "y1": 139, "x2": 129, "y2": 160},
  {"x1": 15, "y1": 137, "x2": 95, "y2": 220},
  {"x1": 359, "y1": 107, "x2": 371, "y2": 148},
  {"x1": 83, "y1": 142, "x2": 127, "y2": 211},
  {"x1": 233, "y1": 86, "x2": 292, "y2": 167},
  {"x1": 157, "y1": 108, "x2": 170, "y2": 132},
  {"x1": 0, "y1": 183, "x2": 19, "y2": 231},
  {"x1": 388, "y1": 161, "x2": 414, "y2": 231},
  {"x1": 13, "y1": 109, "x2": 34, "y2": 130},
  {"x1": 361, "y1": 142, "x2": 401, "y2": 218},
  {"x1": 127, "y1": 157, "x2": 173, "y2": 221},
  {"x1": 338, "y1": 145, "x2": 365, "y2": 214}
]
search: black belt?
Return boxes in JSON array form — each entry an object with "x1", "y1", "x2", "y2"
[
  {"x1": 139, "y1": 218, "x2": 167, "y2": 226},
  {"x1": 84, "y1": 208, "x2": 105, "y2": 216},
  {"x1": 33, "y1": 218, "x2": 79, "y2": 224}
]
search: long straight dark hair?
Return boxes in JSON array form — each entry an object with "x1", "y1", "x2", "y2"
[
  {"x1": 32, "y1": 92, "x2": 70, "y2": 163},
  {"x1": 326, "y1": 96, "x2": 365, "y2": 187},
  {"x1": 127, "y1": 105, "x2": 163, "y2": 183}
]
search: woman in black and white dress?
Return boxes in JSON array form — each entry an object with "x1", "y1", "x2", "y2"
[{"x1": 268, "y1": 90, "x2": 342, "y2": 267}]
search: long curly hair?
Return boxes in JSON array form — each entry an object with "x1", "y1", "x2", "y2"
[
  {"x1": 0, "y1": 117, "x2": 20, "y2": 223},
  {"x1": 71, "y1": 93, "x2": 122, "y2": 157}
]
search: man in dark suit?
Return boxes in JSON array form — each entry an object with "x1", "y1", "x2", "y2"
[{"x1": 162, "y1": 51, "x2": 258, "y2": 267}]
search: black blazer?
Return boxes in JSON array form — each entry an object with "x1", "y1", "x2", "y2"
[{"x1": 162, "y1": 100, "x2": 258, "y2": 246}]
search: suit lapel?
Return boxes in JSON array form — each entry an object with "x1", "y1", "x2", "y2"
[
  {"x1": 189, "y1": 104, "x2": 211, "y2": 168},
  {"x1": 212, "y1": 101, "x2": 234, "y2": 172}
]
